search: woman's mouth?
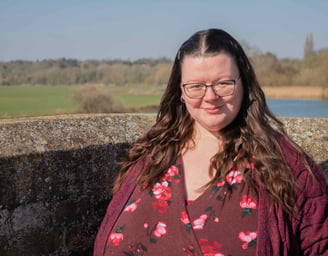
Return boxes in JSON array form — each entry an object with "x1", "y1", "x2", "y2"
[{"x1": 204, "y1": 105, "x2": 223, "y2": 113}]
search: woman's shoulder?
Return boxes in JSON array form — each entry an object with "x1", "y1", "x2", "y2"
[
  {"x1": 274, "y1": 132, "x2": 327, "y2": 196},
  {"x1": 274, "y1": 132, "x2": 313, "y2": 172},
  {"x1": 274, "y1": 132, "x2": 303, "y2": 169}
]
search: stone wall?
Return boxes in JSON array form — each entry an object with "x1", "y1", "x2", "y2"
[{"x1": 0, "y1": 114, "x2": 327, "y2": 256}]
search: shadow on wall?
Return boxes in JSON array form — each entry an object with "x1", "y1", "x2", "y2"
[{"x1": 0, "y1": 142, "x2": 131, "y2": 256}]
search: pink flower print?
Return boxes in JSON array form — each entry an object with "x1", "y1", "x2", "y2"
[
  {"x1": 188, "y1": 244, "x2": 194, "y2": 250},
  {"x1": 198, "y1": 238, "x2": 222, "y2": 255},
  {"x1": 214, "y1": 217, "x2": 220, "y2": 223},
  {"x1": 216, "y1": 180, "x2": 225, "y2": 187},
  {"x1": 240, "y1": 194, "x2": 257, "y2": 209},
  {"x1": 246, "y1": 156, "x2": 256, "y2": 171},
  {"x1": 137, "y1": 186, "x2": 145, "y2": 193},
  {"x1": 226, "y1": 168, "x2": 242, "y2": 185},
  {"x1": 152, "y1": 180, "x2": 172, "y2": 200},
  {"x1": 124, "y1": 198, "x2": 141, "y2": 212},
  {"x1": 212, "y1": 178, "x2": 226, "y2": 195},
  {"x1": 246, "y1": 162, "x2": 255, "y2": 171},
  {"x1": 192, "y1": 214, "x2": 208, "y2": 230},
  {"x1": 152, "y1": 199, "x2": 169, "y2": 213},
  {"x1": 240, "y1": 194, "x2": 258, "y2": 217},
  {"x1": 181, "y1": 211, "x2": 193, "y2": 232},
  {"x1": 183, "y1": 244, "x2": 197, "y2": 255},
  {"x1": 144, "y1": 223, "x2": 148, "y2": 229},
  {"x1": 108, "y1": 233, "x2": 124, "y2": 247},
  {"x1": 180, "y1": 211, "x2": 190, "y2": 224},
  {"x1": 164, "y1": 165, "x2": 179, "y2": 182},
  {"x1": 154, "y1": 221, "x2": 168, "y2": 238},
  {"x1": 238, "y1": 231, "x2": 257, "y2": 249}
]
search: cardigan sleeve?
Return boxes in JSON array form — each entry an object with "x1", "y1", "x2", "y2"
[
  {"x1": 294, "y1": 158, "x2": 328, "y2": 255},
  {"x1": 279, "y1": 136, "x2": 328, "y2": 255}
]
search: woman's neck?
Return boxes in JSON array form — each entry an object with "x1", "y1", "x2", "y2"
[
  {"x1": 182, "y1": 126, "x2": 222, "y2": 200},
  {"x1": 189, "y1": 124, "x2": 222, "y2": 155}
]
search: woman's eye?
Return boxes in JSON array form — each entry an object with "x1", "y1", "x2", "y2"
[
  {"x1": 190, "y1": 84, "x2": 203, "y2": 89},
  {"x1": 218, "y1": 81, "x2": 234, "y2": 86}
]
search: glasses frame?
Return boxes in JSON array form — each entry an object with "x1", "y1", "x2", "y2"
[{"x1": 181, "y1": 77, "x2": 239, "y2": 99}]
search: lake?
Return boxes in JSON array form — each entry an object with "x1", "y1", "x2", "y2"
[{"x1": 267, "y1": 99, "x2": 328, "y2": 118}]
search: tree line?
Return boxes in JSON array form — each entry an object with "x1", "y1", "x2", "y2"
[{"x1": 0, "y1": 46, "x2": 327, "y2": 88}]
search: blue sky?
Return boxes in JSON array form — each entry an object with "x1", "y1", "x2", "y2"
[{"x1": 1, "y1": 0, "x2": 327, "y2": 61}]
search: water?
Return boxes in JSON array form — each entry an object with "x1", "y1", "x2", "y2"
[{"x1": 267, "y1": 99, "x2": 328, "y2": 118}]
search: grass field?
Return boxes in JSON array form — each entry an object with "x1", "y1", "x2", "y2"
[
  {"x1": 0, "y1": 85, "x2": 164, "y2": 118},
  {"x1": 116, "y1": 94, "x2": 162, "y2": 107},
  {"x1": 0, "y1": 86, "x2": 78, "y2": 118},
  {"x1": 0, "y1": 85, "x2": 326, "y2": 119}
]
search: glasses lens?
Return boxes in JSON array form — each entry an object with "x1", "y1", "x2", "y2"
[
  {"x1": 213, "y1": 81, "x2": 235, "y2": 96},
  {"x1": 184, "y1": 84, "x2": 205, "y2": 98},
  {"x1": 184, "y1": 80, "x2": 235, "y2": 98}
]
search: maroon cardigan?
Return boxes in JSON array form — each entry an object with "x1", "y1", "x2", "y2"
[{"x1": 94, "y1": 136, "x2": 328, "y2": 255}]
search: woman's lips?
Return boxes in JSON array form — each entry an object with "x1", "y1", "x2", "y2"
[{"x1": 204, "y1": 105, "x2": 223, "y2": 113}]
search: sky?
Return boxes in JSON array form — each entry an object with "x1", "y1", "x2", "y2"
[{"x1": 1, "y1": 0, "x2": 327, "y2": 61}]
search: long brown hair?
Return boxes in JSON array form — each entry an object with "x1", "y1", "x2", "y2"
[{"x1": 114, "y1": 29, "x2": 310, "y2": 215}]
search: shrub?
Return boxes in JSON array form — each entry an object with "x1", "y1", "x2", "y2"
[{"x1": 73, "y1": 86, "x2": 126, "y2": 113}]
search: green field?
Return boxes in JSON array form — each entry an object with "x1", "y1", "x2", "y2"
[
  {"x1": 0, "y1": 86, "x2": 78, "y2": 118},
  {"x1": 116, "y1": 94, "x2": 162, "y2": 107},
  {"x1": 0, "y1": 85, "x2": 163, "y2": 119}
]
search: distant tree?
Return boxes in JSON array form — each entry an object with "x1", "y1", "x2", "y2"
[
  {"x1": 240, "y1": 40, "x2": 262, "y2": 56},
  {"x1": 1, "y1": 52, "x2": 328, "y2": 88},
  {"x1": 304, "y1": 33, "x2": 314, "y2": 59}
]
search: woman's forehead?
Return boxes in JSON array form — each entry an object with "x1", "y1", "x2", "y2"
[{"x1": 181, "y1": 54, "x2": 239, "y2": 80}]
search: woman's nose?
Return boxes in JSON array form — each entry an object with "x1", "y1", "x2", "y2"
[{"x1": 203, "y1": 86, "x2": 219, "y2": 100}]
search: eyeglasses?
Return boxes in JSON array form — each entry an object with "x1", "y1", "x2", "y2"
[{"x1": 181, "y1": 78, "x2": 239, "y2": 99}]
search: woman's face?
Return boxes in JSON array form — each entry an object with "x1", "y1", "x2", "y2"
[{"x1": 181, "y1": 53, "x2": 244, "y2": 136}]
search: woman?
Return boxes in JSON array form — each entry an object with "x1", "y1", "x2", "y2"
[{"x1": 94, "y1": 29, "x2": 328, "y2": 255}]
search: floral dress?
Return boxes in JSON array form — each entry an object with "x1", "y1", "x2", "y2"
[{"x1": 104, "y1": 156, "x2": 258, "y2": 256}]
